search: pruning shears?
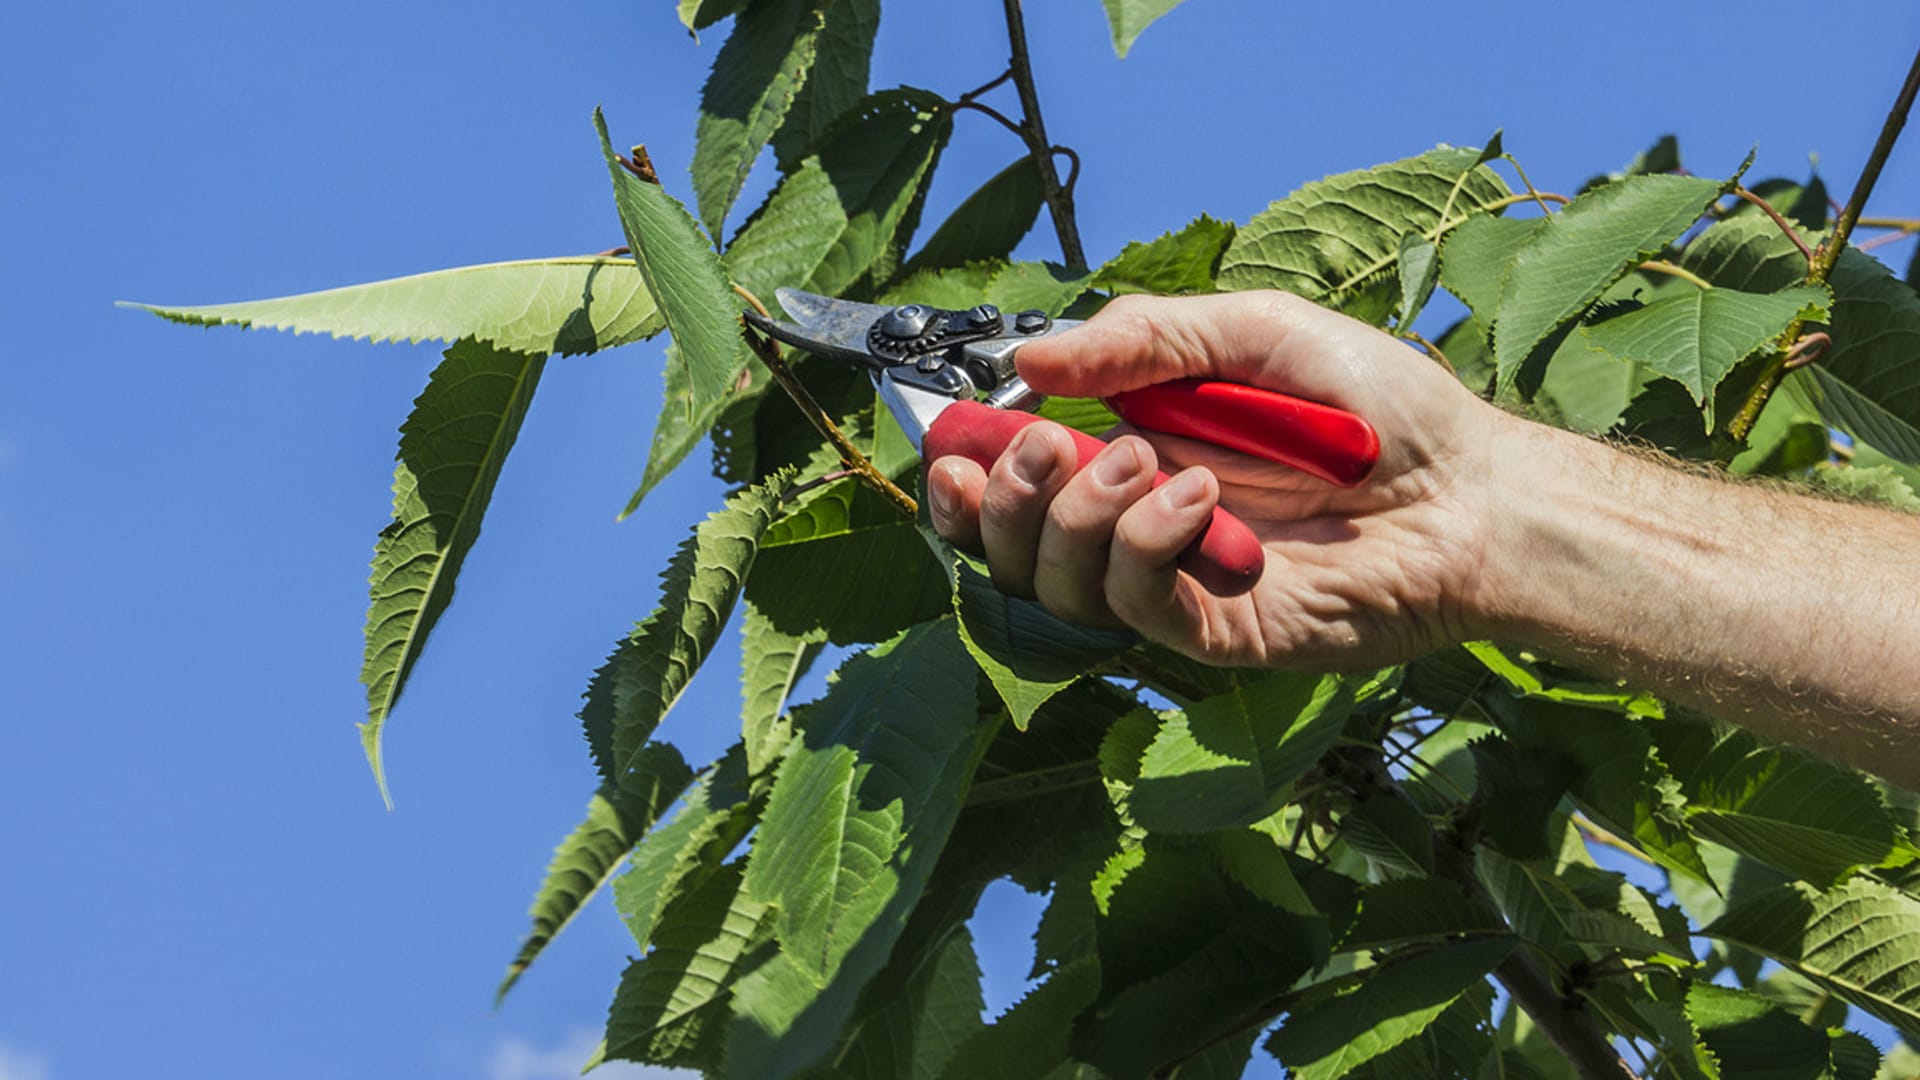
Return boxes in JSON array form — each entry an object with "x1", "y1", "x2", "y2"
[{"x1": 745, "y1": 288, "x2": 1380, "y2": 598}]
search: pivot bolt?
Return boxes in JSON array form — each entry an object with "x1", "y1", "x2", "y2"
[
  {"x1": 1015, "y1": 310, "x2": 1050, "y2": 334},
  {"x1": 967, "y1": 304, "x2": 1002, "y2": 328},
  {"x1": 880, "y1": 304, "x2": 934, "y2": 340}
]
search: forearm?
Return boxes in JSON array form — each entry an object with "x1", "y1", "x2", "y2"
[{"x1": 1477, "y1": 418, "x2": 1920, "y2": 788}]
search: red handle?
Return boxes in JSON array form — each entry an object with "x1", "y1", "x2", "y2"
[
  {"x1": 924, "y1": 401, "x2": 1264, "y2": 597},
  {"x1": 1105, "y1": 379, "x2": 1378, "y2": 488}
]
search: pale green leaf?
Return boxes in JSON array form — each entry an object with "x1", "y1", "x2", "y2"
[
  {"x1": 1680, "y1": 213, "x2": 1813, "y2": 293},
  {"x1": 1707, "y1": 877, "x2": 1920, "y2": 1038},
  {"x1": 1220, "y1": 146, "x2": 1512, "y2": 325},
  {"x1": 1576, "y1": 285, "x2": 1829, "y2": 406},
  {"x1": 1807, "y1": 462, "x2": 1920, "y2": 512},
  {"x1": 979, "y1": 261, "x2": 1095, "y2": 316},
  {"x1": 679, "y1": 0, "x2": 749, "y2": 32},
  {"x1": 1128, "y1": 673, "x2": 1353, "y2": 833},
  {"x1": 607, "y1": 475, "x2": 790, "y2": 789},
  {"x1": 905, "y1": 158, "x2": 1046, "y2": 275},
  {"x1": 360, "y1": 339, "x2": 544, "y2": 804},
  {"x1": 123, "y1": 255, "x2": 663, "y2": 357},
  {"x1": 1395, "y1": 231, "x2": 1440, "y2": 330},
  {"x1": 1094, "y1": 214, "x2": 1236, "y2": 296},
  {"x1": 727, "y1": 620, "x2": 986, "y2": 1080},
  {"x1": 1266, "y1": 937, "x2": 1516, "y2": 1080},
  {"x1": 770, "y1": 0, "x2": 879, "y2": 167},
  {"x1": 1101, "y1": 0, "x2": 1187, "y2": 58},
  {"x1": 1439, "y1": 215, "x2": 1541, "y2": 326},
  {"x1": 740, "y1": 602, "x2": 823, "y2": 776},
  {"x1": 725, "y1": 89, "x2": 953, "y2": 301},
  {"x1": 619, "y1": 343, "x2": 763, "y2": 520},
  {"x1": 691, "y1": 0, "x2": 829, "y2": 235},
  {"x1": 597, "y1": 109, "x2": 747, "y2": 413},
  {"x1": 1489, "y1": 174, "x2": 1728, "y2": 391},
  {"x1": 496, "y1": 744, "x2": 693, "y2": 1002},
  {"x1": 605, "y1": 861, "x2": 773, "y2": 1071},
  {"x1": 1789, "y1": 249, "x2": 1920, "y2": 463}
]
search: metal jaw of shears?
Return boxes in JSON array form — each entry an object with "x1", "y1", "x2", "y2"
[{"x1": 742, "y1": 287, "x2": 1075, "y2": 452}]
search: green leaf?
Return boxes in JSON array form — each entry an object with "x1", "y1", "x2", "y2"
[
  {"x1": 597, "y1": 109, "x2": 747, "y2": 413},
  {"x1": 690, "y1": 0, "x2": 829, "y2": 236},
  {"x1": 1468, "y1": 735, "x2": 1579, "y2": 860},
  {"x1": 1128, "y1": 673, "x2": 1354, "y2": 833},
  {"x1": 829, "y1": 927, "x2": 984, "y2": 1080},
  {"x1": 1577, "y1": 285, "x2": 1829, "y2": 408},
  {"x1": 904, "y1": 158, "x2": 1047, "y2": 275},
  {"x1": 605, "y1": 861, "x2": 774, "y2": 1070},
  {"x1": 1616, "y1": 377, "x2": 1717, "y2": 460},
  {"x1": 747, "y1": 477, "x2": 951, "y2": 644},
  {"x1": 978, "y1": 261, "x2": 1096, "y2": 316},
  {"x1": 1101, "y1": 0, "x2": 1187, "y2": 57},
  {"x1": 1339, "y1": 878, "x2": 1508, "y2": 954},
  {"x1": 770, "y1": 0, "x2": 880, "y2": 168},
  {"x1": 1789, "y1": 249, "x2": 1920, "y2": 463},
  {"x1": 1732, "y1": 174, "x2": 1831, "y2": 231},
  {"x1": 679, "y1": 0, "x2": 749, "y2": 32},
  {"x1": 123, "y1": 255, "x2": 663, "y2": 357},
  {"x1": 1094, "y1": 215, "x2": 1237, "y2": 296},
  {"x1": 727, "y1": 620, "x2": 986, "y2": 1079},
  {"x1": 360, "y1": 339, "x2": 545, "y2": 804},
  {"x1": 621, "y1": 342, "x2": 760, "y2": 518},
  {"x1": 1487, "y1": 173, "x2": 1728, "y2": 392},
  {"x1": 1396, "y1": 232, "x2": 1440, "y2": 330},
  {"x1": 1807, "y1": 462, "x2": 1920, "y2": 512},
  {"x1": 1340, "y1": 790, "x2": 1436, "y2": 876},
  {"x1": 1687, "y1": 983, "x2": 1833, "y2": 1080},
  {"x1": 1266, "y1": 937, "x2": 1516, "y2": 1080},
  {"x1": 1707, "y1": 877, "x2": 1920, "y2": 1039},
  {"x1": 1440, "y1": 215, "x2": 1541, "y2": 326},
  {"x1": 935, "y1": 962, "x2": 1100, "y2": 1080},
  {"x1": 1679, "y1": 213, "x2": 1812, "y2": 293},
  {"x1": 496, "y1": 744, "x2": 693, "y2": 1002},
  {"x1": 1219, "y1": 146, "x2": 1512, "y2": 325},
  {"x1": 614, "y1": 743, "x2": 758, "y2": 954},
  {"x1": 740, "y1": 602, "x2": 823, "y2": 776},
  {"x1": 1651, "y1": 714, "x2": 1913, "y2": 887},
  {"x1": 724, "y1": 88, "x2": 953, "y2": 302},
  {"x1": 607, "y1": 475, "x2": 790, "y2": 791}
]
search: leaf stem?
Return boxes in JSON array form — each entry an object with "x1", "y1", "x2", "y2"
[
  {"x1": 1726, "y1": 43, "x2": 1920, "y2": 443},
  {"x1": 1636, "y1": 260, "x2": 1714, "y2": 290},
  {"x1": 1401, "y1": 330, "x2": 1456, "y2": 374},
  {"x1": 1000, "y1": 0, "x2": 1088, "y2": 271},
  {"x1": 733, "y1": 292, "x2": 918, "y2": 517},
  {"x1": 1734, "y1": 186, "x2": 1814, "y2": 268},
  {"x1": 1504, "y1": 154, "x2": 1562, "y2": 214},
  {"x1": 952, "y1": 98, "x2": 1025, "y2": 139},
  {"x1": 959, "y1": 67, "x2": 1014, "y2": 102}
]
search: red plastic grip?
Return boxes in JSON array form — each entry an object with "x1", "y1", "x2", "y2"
[
  {"x1": 923, "y1": 401, "x2": 1264, "y2": 597},
  {"x1": 1105, "y1": 379, "x2": 1379, "y2": 488}
]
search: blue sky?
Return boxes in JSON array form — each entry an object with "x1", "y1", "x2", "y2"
[{"x1": 2, "y1": 2, "x2": 1917, "y2": 1078}]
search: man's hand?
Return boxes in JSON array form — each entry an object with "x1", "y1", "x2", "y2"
[{"x1": 925, "y1": 290, "x2": 1516, "y2": 670}]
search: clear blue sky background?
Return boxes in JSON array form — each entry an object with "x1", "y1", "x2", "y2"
[{"x1": 3, "y1": 3, "x2": 1917, "y2": 1079}]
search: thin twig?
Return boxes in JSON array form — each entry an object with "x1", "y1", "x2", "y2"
[
  {"x1": 781, "y1": 468, "x2": 857, "y2": 503},
  {"x1": 1001, "y1": 0, "x2": 1087, "y2": 271},
  {"x1": 952, "y1": 99, "x2": 1025, "y2": 138},
  {"x1": 735, "y1": 307, "x2": 918, "y2": 517},
  {"x1": 1858, "y1": 230, "x2": 1916, "y2": 252},
  {"x1": 1734, "y1": 186, "x2": 1815, "y2": 268},
  {"x1": 1727, "y1": 43, "x2": 1920, "y2": 443},
  {"x1": 1504, "y1": 154, "x2": 1561, "y2": 214},
  {"x1": 1572, "y1": 814, "x2": 1651, "y2": 864},
  {"x1": 959, "y1": 67, "x2": 1014, "y2": 102},
  {"x1": 1856, "y1": 215, "x2": 1920, "y2": 232},
  {"x1": 1814, "y1": 43, "x2": 1920, "y2": 282},
  {"x1": 1637, "y1": 260, "x2": 1714, "y2": 290},
  {"x1": 1402, "y1": 330, "x2": 1455, "y2": 374},
  {"x1": 597, "y1": 245, "x2": 632, "y2": 258}
]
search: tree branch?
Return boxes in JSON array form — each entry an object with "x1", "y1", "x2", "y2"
[{"x1": 1000, "y1": 0, "x2": 1087, "y2": 271}]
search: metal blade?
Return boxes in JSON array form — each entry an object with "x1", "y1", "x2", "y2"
[
  {"x1": 742, "y1": 308, "x2": 879, "y2": 369},
  {"x1": 772, "y1": 287, "x2": 898, "y2": 355}
]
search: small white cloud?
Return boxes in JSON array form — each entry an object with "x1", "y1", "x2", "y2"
[
  {"x1": 0, "y1": 1042, "x2": 51, "y2": 1080},
  {"x1": 488, "y1": 1029, "x2": 689, "y2": 1080}
]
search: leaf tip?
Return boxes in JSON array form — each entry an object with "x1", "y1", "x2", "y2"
[{"x1": 359, "y1": 719, "x2": 395, "y2": 811}]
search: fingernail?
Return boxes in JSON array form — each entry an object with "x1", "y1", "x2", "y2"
[
  {"x1": 928, "y1": 464, "x2": 960, "y2": 521},
  {"x1": 1161, "y1": 467, "x2": 1211, "y2": 511},
  {"x1": 1010, "y1": 428, "x2": 1058, "y2": 488},
  {"x1": 1092, "y1": 440, "x2": 1142, "y2": 487}
]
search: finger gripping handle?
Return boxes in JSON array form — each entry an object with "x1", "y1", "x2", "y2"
[
  {"x1": 923, "y1": 402, "x2": 1263, "y2": 597},
  {"x1": 1105, "y1": 379, "x2": 1379, "y2": 487}
]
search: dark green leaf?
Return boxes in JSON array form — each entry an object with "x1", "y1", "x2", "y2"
[
  {"x1": 1679, "y1": 213, "x2": 1812, "y2": 293},
  {"x1": 725, "y1": 89, "x2": 953, "y2": 301},
  {"x1": 739, "y1": 602, "x2": 823, "y2": 776},
  {"x1": 1577, "y1": 285, "x2": 1828, "y2": 408},
  {"x1": 690, "y1": 0, "x2": 829, "y2": 235},
  {"x1": 1469, "y1": 736, "x2": 1579, "y2": 860},
  {"x1": 1732, "y1": 175, "x2": 1830, "y2": 230},
  {"x1": 1128, "y1": 673, "x2": 1353, "y2": 833},
  {"x1": 679, "y1": 0, "x2": 749, "y2": 32},
  {"x1": 727, "y1": 620, "x2": 986, "y2": 1079},
  {"x1": 1790, "y1": 249, "x2": 1920, "y2": 463},
  {"x1": 621, "y1": 343, "x2": 760, "y2": 518},
  {"x1": 770, "y1": 0, "x2": 879, "y2": 168},
  {"x1": 935, "y1": 962, "x2": 1100, "y2": 1080},
  {"x1": 360, "y1": 340, "x2": 544, "y2": 803},
  {"x1": 1221, "y1": 146, "x2": 1512, "y2": 325},
  {"x1": 1266, "y1": 937, "x2": 1516, "y2": 1080},
  {"x1": 1094, "y1": 215, "x2": 1237, "y2": 296},
  {"x1": 614, "y1": 743, "x2": 759, "y2": 954},
  {"x1": 828, "y1": 927, "x2": 984, "y2": 1080},
  {"x1": 747, "y1": 477, "x2": 950, "y2": 644},
  {"x1": 1340, "y1": 790, "x2": 1436, "y2": 876},
  {"x1": 947, "y1": 549, "x2": 1135, "y2": 727},
  {"x1": 123, "y1": 255, "x2": 663, "y2": 357},
  {"x1": 597, "y1": 109, "x2": 747, "y2": 412},
  {"x1": 1687, "y1": 983, "x2": 1833, "y2": 1080},
  {"x1": 1101, "y1": 0, "x2": 1187, "y2": 57},
  {"x1": 904, "y1": 158, "x2": 1047, "y2": 275},
  {"x1": 1616, "y1": 377, "x2": 1717, "y2": 459},
  {"x1": 1339, "y1": 878, "x2": 1508, "y2": 954},
  {"x1": 1578, "y1": 134, "x2": 1681, "y2": 193},
  {"x1": 496, "y1": 744, "x2": 693, "y2": 1002}
]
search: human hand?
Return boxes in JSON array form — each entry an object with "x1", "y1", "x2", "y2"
[{"x1": 925, "y1": 290, "x2": 1520, "y2": 669}]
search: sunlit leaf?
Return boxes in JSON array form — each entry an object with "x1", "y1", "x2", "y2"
[
  {"x1": 1807, "y1": 462, "x2": 1920, "y2": 511},
  {"x1": 691, "y1": 0, "x2": 830, "y2": 235},
  {"x1": 1094, "y1": 214, "x2": 1236, "y2": 296},
  {"x1": 770, "y1": 0, "x2": 879, "y2": 167},
  {"x1": 360, "y1": 339, "x2": 544, "y2": 803},
  {"x1": 1687, "y1": 984, "x2": 1834, "y2": 1080},
  {"x1": 1100, "y1": 0, "x2": 1188, "y2": 58},
  {"x1": 747, "y1": 477, "x2": 949, "y2": 644},
  {"x1": 123, "y1": 255, "x2": 663, "y2": 357},
  {"x1": 905, "y1": 158, "x2": 1047, "y2": 275},
  {"x1": 1577, "y1": 285, "x2": 1828, "y2": 409},
  {"x1": 739, "y1": 602, "x2": 823, "y2": 776}
]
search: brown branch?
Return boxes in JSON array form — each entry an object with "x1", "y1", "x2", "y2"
[
  {"x1": 737, "y1": 318, "x2": 917, "y2": 517},
  {"x1": 1000, "y1": 0, "x2": 1087, "y2": 271},
  {"x1": 952, "y1": 98, "x2": 1024, "y2": 138},
  {"x1": 959, "y1": 67, "x2": 1014, "y2": 102},
  {"x1": 1402, "y1": 330, "x2": 1456, "y2": 375},
  {"x1": 1813, "y1": 43, "x2": 1920, "y2": 282},
  {"x1": 1734, "y1": 186, "x2": 1815, "y2": 268},
  {"x1": 1727, "y1": 43, "x2": 1920, "y2": 442}
]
